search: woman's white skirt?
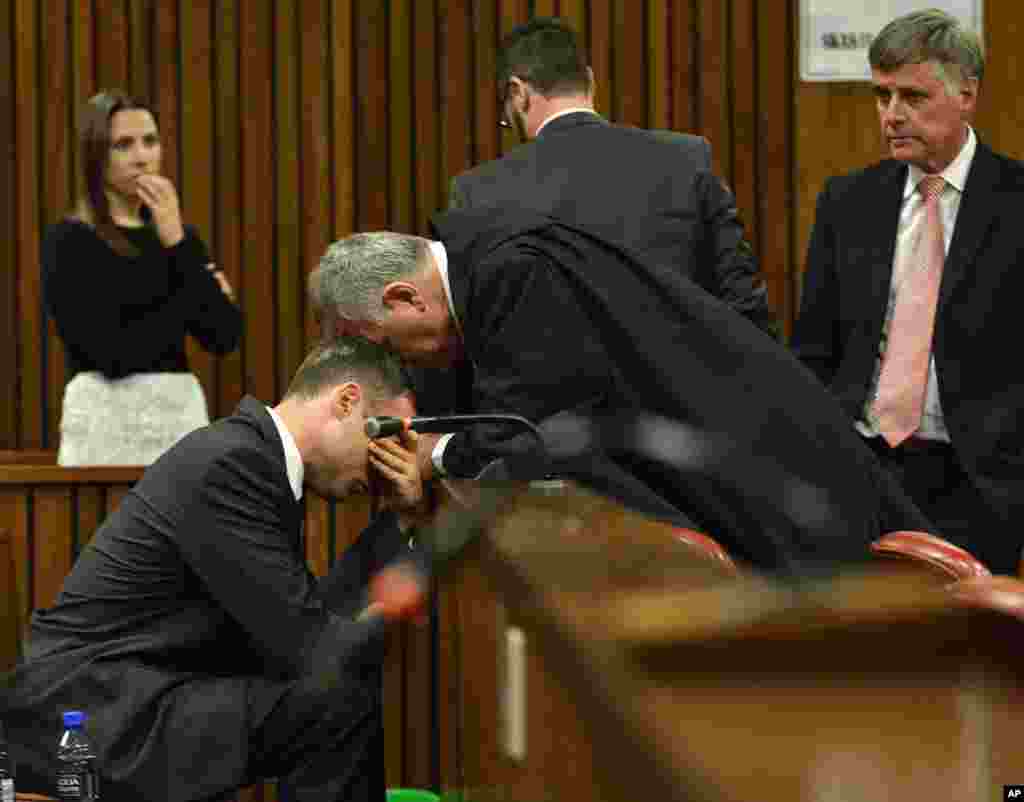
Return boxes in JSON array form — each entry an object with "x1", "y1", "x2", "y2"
[{"x1": 57, "y1": 371, "x2": 210, "y2": 466}]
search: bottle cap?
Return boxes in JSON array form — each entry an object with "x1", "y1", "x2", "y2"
[{"x1": 62, "y1": 711, "x2": 85, "y2": 728}]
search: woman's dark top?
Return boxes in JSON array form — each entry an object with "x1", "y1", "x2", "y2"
[{"x1": 41, "y1": 219, "x2": 242, "y2": 379}]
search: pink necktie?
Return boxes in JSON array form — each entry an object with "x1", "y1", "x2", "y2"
[{"x1": 871, "y1": 174, "x2": 946, "y2": 446}]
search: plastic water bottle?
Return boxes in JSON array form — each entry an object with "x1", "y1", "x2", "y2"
[
  {"x1": 55, "y1": 711, "x2": 100, "y2": 802},
  {"x1": 0, "y1": 719, "x2": 15, "y2": 802}
]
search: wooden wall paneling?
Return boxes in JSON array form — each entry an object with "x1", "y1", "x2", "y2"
[
  {"x1": 355, "y1": 0, "x2": 390, "y2": 231},
  {"x1": 14, "y1": 0, "x2": 42, "y2": 449},
  {"x1": 534, "y1": 0, "x2": 558, "y2": 19},
  {"x1": 977, "y1": 1, "x2": 1024, "y2": 161},
  {"x1": 563, "y1": 0, "x2": 587, "y2": 55},
  {"x1": 439, "y1": 0, "x2": 473, "y2": 198},
  {"x1": 213, "y1": 0, "x2": 245, "y2": 413},
  {"x1": 330, "y1": 0, "x2": 356, "y2": 238},
  {"x1": 272, "y1": 0, "x2": 303, "y2": 393},
  {"x1": 94, "y1": 0, "x2": 130, "y2": 91},
  {"x1": 300, "y1": 0, "x2": 331, "y2": 348},
  {"x1": 238, "y1": 0, "x2": 277, "y2": 402},
  {"x1": 70, "y1": 0, "x2": 96, "y2": 206},
  {"x1": 669, "y1": 0, "x2": 696, "y2": 134},
  {"x1": 499, "y1": 0, "x2": 529, "y2": 36},
  {"x1": 76, "y1": 485, "x2": 106, "y2": 550},
  {"x1": 0, "y1": 487, "x2": 31, "y2": 645},
  {"x1": 587, "y1": 0, "x2": 612, "y2": 119},
  {"x1": 128, "y1": 0, "x2": 153, "y2": 103},
  {"x1": 647, "y1": 0, "x2": 668, "y2": 130},
  {"x1": 104, "y1": 484, "x2": 130, "y2": 516},
  {"x1": 471, "y1": 1, "x2": 500, "y2": 170},
  {"x1": 303, "y1": 496, "x2": 331, "y2": 579},
  {"x1": 153, "y1": 0, "x2": 180, "y2": 185},
  {"x1": 729, "y1": 0, "x2": 758, "y2": 251},
  {"x1": 612, "y1": 0, "x2": 647, "y2": 127},
  {"x1": 696, "y1": 1, "x2": 730, "y2": 181},
  {"x1": 0, "y1": 527, "x2": 20, "y2": 670},
  {"x1": 758, "y1": 0, "x2": 795, "y2": 329},
  {"x1": 32, "y1": 486, "x2": 73, "y2": 610},
  {"x1": 389, "y1": 0, "x2": 415, "y2": 235},
  {"x1": 180, "y1": 0, "x2": 220, "y2": 417},
  {"x1": 41, "y1": 0, "x2": 71, "y2": 451},
  {"x1": 412, "y1": 0, "x2": 440, "y2": 230},
  {"x1": 1, "y1": 0, "x2": 18, "y2": 448}
]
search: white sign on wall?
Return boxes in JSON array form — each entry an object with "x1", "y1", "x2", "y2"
[{"x1": 801, "y1": 0, "x2": 983, "y2": 82}]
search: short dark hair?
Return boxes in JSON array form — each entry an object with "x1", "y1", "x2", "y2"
[
  {"x1": 498, "y1": 17, "x2": 589, "y2": 96},
  {"x1": 284, "y1": 337, "x2": 409, "y2": 403},
  {"x1": 869, "y1": 9, "x2": 984, "y2": 88}
]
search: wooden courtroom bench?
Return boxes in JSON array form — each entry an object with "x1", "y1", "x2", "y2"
[{"x1": 0, "y1": 462, "x2": 434, "y2": 801}]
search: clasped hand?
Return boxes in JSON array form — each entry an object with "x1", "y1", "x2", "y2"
[
  {"x1": 369, "y1": 429, "x2": 429, "y2": 528},
  {"x1": 135, "y1": 174, "x2": 185, "y2": 247}
]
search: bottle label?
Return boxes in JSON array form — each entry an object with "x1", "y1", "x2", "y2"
[
  {"x1": 56, "y1": 770, "x2": 100, "y2": 801},
  {"x1": 1, "y1": 778, "x2": 14, "y2": 802}
]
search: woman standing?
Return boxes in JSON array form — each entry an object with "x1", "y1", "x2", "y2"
[{"x1": 43, "y1": 89, "x2": 241, "y2": 465}]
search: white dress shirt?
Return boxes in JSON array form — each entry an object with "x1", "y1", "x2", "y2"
[
  {"x1": 860, "y1": 126, "x2": 977, "y2": 443},
  {"x1": 267, "y1": 405, "x2": 305, "y2": 500},
  {"x1": 534, "y1": 106, "x2": 599, "y2": 136}
]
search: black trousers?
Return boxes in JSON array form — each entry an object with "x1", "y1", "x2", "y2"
[
  {"x1": 864, "y1": 436, "x2": 1019, "y2": 574},
  {"x1": 244, "y1": 623, "x2": 387, "y2": 802}
]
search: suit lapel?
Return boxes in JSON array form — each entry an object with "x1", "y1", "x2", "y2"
[
  {"x1": 939, "y1": 142, "x2": 999, "y2": 311},
  {"x1": 864, "y1": 162, "x2": 908, "y2": 335}
]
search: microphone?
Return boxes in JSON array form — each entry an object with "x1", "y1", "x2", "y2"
[{"x1": 365, "y1": 413, "x2": 540, "y2": 440}]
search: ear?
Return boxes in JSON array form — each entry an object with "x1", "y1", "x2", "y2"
[
  {"x1": 330, "y1": 382, "x2": 363, "y2": 419},
  {"x1": 382, "y1": 281, "x2": 426, "y2": 312},
  {"x1": 958, "y1": 76, "x2": 979, "y2": 116}
]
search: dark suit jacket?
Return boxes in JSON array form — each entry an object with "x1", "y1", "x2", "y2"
[
  {"x1": 792, "y1": 142, "x2": 1024, "y2": 534},
  {"x1": 449, "y1": 111, "x2": 777, "y2": 337},
  {"x1": 2, "y1": 397, "x2": 404, "y2": 802},
  {"x1": 430, "y1": 206, "x2": 933, "y2": 578}
]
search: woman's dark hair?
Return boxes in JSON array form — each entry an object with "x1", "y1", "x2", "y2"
[{"x1": 74, "y1": 89, "x2": 159, "y2": 257}]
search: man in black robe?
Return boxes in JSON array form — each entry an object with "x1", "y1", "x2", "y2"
[
  {"x1": 1, "y1": 338, "x2": 428, "y2": 802},
  {"x1": 310, "y1": 207, "x2": 934, "y2": 577}
]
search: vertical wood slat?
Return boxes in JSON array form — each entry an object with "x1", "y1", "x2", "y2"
[
  {"x1": 613, "y1": 0, "x2": 647, "y2": 127},
  {"x1": 331, "y1": 0, "x2": 356, "y2": 238},
  {"x1": 179, "y1": 0, "x2": 219, "y2": 416},
  {"x1": 213, "y1": 0, "x2": 245, "y2": 413},
  {"x1": 41, "y1": 0, "x2": 71, "y2": 451},
  {"x1": 587, "y1": 0, "x2": 612, "y2": 119},
  {"x1": 33, "y1": 487, "x2": 73, "y2": 609},
  {"x1": 14, "y1": 0, "x2": 42, "y2": 449},
  {"x1": 729, "y1": 0, "x2": 758, "y2": 250},
  {"x1": 300, "y1": 0, "x2": 331, "y2": 347},
  {"x1": 238, "y1": 0, "x2": 277, "y2": 402},
  {"x1": 0, "y1": 0, "x2": 16, "y2": 448},
  {"x1": 355, "y1": 1, "x2": 390, "y2": 231},
  {"x1": 439, "y1": 0, "x2": 472, "y2": 199},
  {"x1": 470, "y1": 0, "x2": 500, "y2": 171},
  {"x1": 389, "y1": 0, "x2": 414, "y2": 233},
  {"x1": 273, "y1": 0, "x2": 302, "y2": 393},
  {"x1": 94, "y1": 0, "x2": 130, "y2": 90},
  {"x1": 128, "y1": 0, "x2": 153, "y2": 103},
  {"x1": 648, "y1": 0, "x2": 668, "y2": 131},
  {"x1": 697, "y1": 1, "x2": 730, "y2": 180},
  {"x1": 413, "y1": 0, "x2": 440, "y2": 230}
]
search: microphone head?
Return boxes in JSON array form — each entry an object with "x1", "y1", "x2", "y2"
[{"x1": 365, "y1": 416, "x2": 405, "y2": 439}]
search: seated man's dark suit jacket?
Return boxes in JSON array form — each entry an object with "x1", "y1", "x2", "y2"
[
  {"x1": 792, "y1": 142, "x2": 1024, "y2": 571},
  {"x1": 429, "y1": 206, "x2": 933, "y2": 578},
  {"x1": 449, "y1": 111, "x2": 776, "y2": 336},
  {"x1": 1, "y1": 397, "x2": 405, "y2": 802}
]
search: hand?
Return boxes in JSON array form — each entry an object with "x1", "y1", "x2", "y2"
[
  {"x1": 206, "y1": 263, "x2": 236, "y2": 301},
  {"x1": 416, "y1": 432, "x2": 441, "y2": 482},
  {"x1": 369, "y1": 429, "x2": 426, "y2": 522},
  {"x1": 135, "y1": 174, "x2": 185, "y2": 247}
]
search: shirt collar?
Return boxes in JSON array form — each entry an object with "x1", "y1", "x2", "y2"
[
  {"x1": 266, "y1": 405, "x2": 304, "y2": 501},
  {"x1": 904, "y1": 126, "x2": 976, "y2": 198},
  {"x1": 535, "y1": 107, "x2": 599, "y2": 136},
  {"x1": 428, "y1": 240, "x2": 462, "y2": 335}
]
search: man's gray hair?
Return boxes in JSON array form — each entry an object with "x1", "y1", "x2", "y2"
[
  {"x1": 309, "y1": 232, "x2": 431, "y2": 322},
  {"x1": 869, "y1": 9, "x2": 984, "y2": 91}
]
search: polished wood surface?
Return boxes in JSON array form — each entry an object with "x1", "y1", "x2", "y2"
[{"x1": 462, "y1": 481, "x2": 1024, "y2": 802}]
